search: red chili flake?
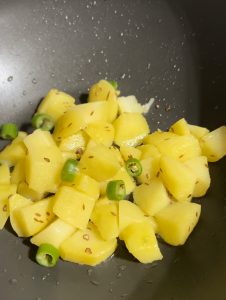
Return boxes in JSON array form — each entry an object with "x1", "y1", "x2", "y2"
[
  {"x1": 35, "y1": 213, "x2": 41, "y2": 217},
  {"x1": 179, "y1": 154, "x2": 184, "y2": 159},
  {"x1": 90, "y1": 111, "x2": 94, "y2": 116},
  {"x1": 33, "y1": 218, "x2": 44, "y2": 223},
  {"x1": 2, "y1": 204, "x2": 7, "y2": 212},
  {"x1": 111, "y1": 211, "x2": 116, "y2": 216},
  {"x1": 44, "y1": 157, "x2": 50, "y2": 162},
  {"x1": 83, "y1": 234, "x2": 90, "y2": 241},
  {"x1": 82, "y1": 203, "x2": 85, "y2": 210},
  {"x1": 85, "y1": 247, "x2": 92, "y2": 254}
]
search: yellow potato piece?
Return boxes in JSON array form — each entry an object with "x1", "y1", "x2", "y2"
[
  {"x1": 53, "y1": 186, "x2": 95, "y2": 229},
  {"x1": 24, "y1": 129, "x2": 63, "y2": 194},
  {"x1": 159, "y1": 156, "x2": 196, "y2": 202},
  {"x1": 60, "y1": 222, "x2": 117, "y2": 266},
  {"x1": 88, "y1": 80, "x2": 118, "y2": 122},
  {"x1": 133, "y1": 179, "x2": 170, "y2": 216},
  {"x1": 12, "y1": 196, "x2": 55, "y2": 237},
  {"x1": 120, "y1": 221, "x2": 162, "y2": 263},
  {"x1": 31, "y1": 218, "x2": 76, "y2": 249},
  {"x1": 155, "y1": 202, "x2": 201, "y2": 246},
  {"x1": 37, "y1": 89, "x2": 75, "y2": 121},
  {"x1": 200, "y1": 125, "x2": 226, "y2": 162}
]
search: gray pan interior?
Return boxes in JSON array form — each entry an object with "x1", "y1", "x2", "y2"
[{"x1": 0, "y1": 0, "x2": 225, "y2": 299}]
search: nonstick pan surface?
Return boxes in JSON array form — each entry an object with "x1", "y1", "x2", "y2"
[{"x1": 0, "y1": 0, "x2": 225, "y2": 299}]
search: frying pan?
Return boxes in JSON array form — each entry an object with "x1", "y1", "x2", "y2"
[{"x1": 0, "y1": 0, "x2": 225, "y2": 299}]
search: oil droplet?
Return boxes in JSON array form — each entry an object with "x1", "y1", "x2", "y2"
[
  {"x1": 22, "y1": 90, "x2": 27, "y2": 96},
  {"x1": 17, "y1": 254, "x2": 22, "y2": 260},
  {"x1": 109, "y1": 288, "x2": 113, "y2": 293},
  {"x1": 87, "y1": 269, "x2": 93, "y2": 276},
  {"x1": 146, "y1": 279, "x2": 153, "y2": 284},
  {"x1": 119, "y1": 265, "x2": 126, "y2": 271},
  {"x1": 89, "y1": 279, "x2": 100, "y2": 286},
  {"x1": 116, "y1": 272, "x2": 122, "y2": 279},
  {"x1": 50, "y1": 73, "x2": 55, "y2": 78},
  {"x1": 9, "y1": 278, "x2": 17, "y2": 284},
  {"x1": 36, "y1": 297, "x2": 42, "y2": 300},
  {"x1": 7, "y1": 76, "x2": 13, "y2": 82},
  {"x1": 56, "y1": 281, "x2": 60, "y2": 286},
  {"x1": 32, "y1": 78, "x2": 37, "y2": 84}
]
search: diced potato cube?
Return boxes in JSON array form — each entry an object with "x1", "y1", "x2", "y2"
[
  {"x1": 79, "y1": 143, "x2": 121, "y2": 182},
  {"x1": 113, "y1": 113, "x2": 150, "y2": 147},
  {"x1": 117, "y1": 95, "x2": 144, "y2": 114},
  {"x1": 120, "y1": 221, "x2": 162, "y2": 263},
  {"x1": 0, "y1": 184, "x2": 17, "y2": 229},
  {"x1": 154, "y1": 202, "x2": 201, "y2": 246},
  {"x1": 91, "y1": 200, "x2": 119, "y2": 240},
  {"x1": 159, "y1": 156, "x2": 196, "y2": 202},
  {"x1": 72, "y1": 173, "x2": 100, "y2": 201},
  {"x1": 84, "y1": 121, "x2": 114, "y2": 147},
  {"x1": 184, "y1": 156, "x2": 211, "y2": 197},
  {"x1": 0, "y1": 132, "x2": 27, "y2": 166},
  {"x1": 53, "y1": 101, "x2": 108, "y2": 141},
  {"x1": 53, "y1": 186, "x2": 95, "y2": 229},
  {"x1": 133, "y1": 179, "x2": 170, "y2": 216},
  {"x1": 60, "y1": 222, "x2": 117, "y2": 266},
  {"x1": 17, "y1": 182, "x2": 44, "y2": 201},
  {"x1": 11, "y1": 160, "x2": 25, "y2": 184},
  {"x1": 31, "y1": 218, "x2": 76, "y2": 249},
  {"x1": 0, "y1": 163, "x2": 10, "y2": 184},
  {"x1": 120, "y1": 145, "x2": 141, "y2": 161},
  {"x1": 188, "y1": 124, "x2": 209, "y2": 139},
  {"x1": 137, "y1": 144, "x2": 160, "y2": 160},
  {"x1": 24, "y1": 129, "x2": 64, "y2": 194},
  {"x1": 37, "y1": 89, "x2": 76, "y2": 121},
  {"x1": 9, "y1": 194, "x2": 32, "y2": 236},
  {"x1": 170, "y1": 118, "x2": 190, "y2": 135},
  {"x1": 88, "y1": 80, "x2": 118, "y2": 122},
  {"x1": 118, "y1": 200, "x2": 157, "y2": 233},
  {"x1": 12, "y1": 197, "x2": 55, "y2": 237},
  {"x1": 137, "y1": 157, "x2": 160, "y2": 184},
  {"x1": 58, "y1": 130, "x2": 88, "y2": 157},
  {"x1": 200, "y1": 126, "x2": 226, "y2": 162},
  {"x1": 144, "y1": 131, "x2": 201, "y2": 162}
]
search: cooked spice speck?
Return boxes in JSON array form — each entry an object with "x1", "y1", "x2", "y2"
[
  {"x1": 44, "y1": 157, "x2": 50, "y2": 162},
  {"x1": 85, "y1": 247, "x2": 92, "y2": 254},
  {"x1": 83, "y1": 234, "x2": 89, "y2": 241}
]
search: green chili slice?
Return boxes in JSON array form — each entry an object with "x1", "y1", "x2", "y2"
[
  {"x1": 61, "y1": 158, "x2": 79, "y2": 182},
  {"x1": 125, "y1": 158, "x2": 142, "y2": 177},
  {"x1": 106, "y1": 180, "x2": 126, "y2": 201},
  {"x1": 108, "y1": 80, "x2": 118, "y2": 90},
  {"x1": 32, "y1": 113, "x2": 54, "y2": 131},
  {"x1": 36, "y1": 243, "x2": 59, "y2": 267},
  {"x1": 0, "y1": 123, "x2": 18, "y2": 140}
]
